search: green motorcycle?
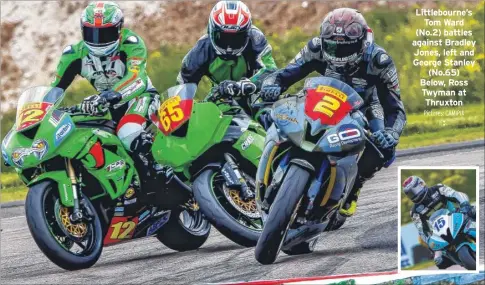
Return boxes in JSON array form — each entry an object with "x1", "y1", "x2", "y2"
[
  {"x1": 149, "y1": 83, "x2": 265, "y2": 247},
  {"x1": 1, "y1": 86, "x2": 210, "y2": 270}
]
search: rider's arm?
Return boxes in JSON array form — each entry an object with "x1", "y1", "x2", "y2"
[
  {"x1": 113, "y1": 30, "x2": 150, "y2": 103},
  {"x1": 411, "y1": 210, "x2": 430, "y2": 244},
  {"x1": 176, "y1": 35, "x2": 211, "y2": 85},
  {"x1": 50, "y1": 44, "x2": 82, "y2": 90},
  {"x1": 267, "y1": 37, "x2": 326, "y2": 91},
  {"x1": 437, "y1": 184, "x2": 470, "y2": 205},
  {"x1": 371, "y1": 45, "x2": 407, "y2": 137},
  {"x1": 247, "y1": 27, "x2": 277, "y2": 89}
]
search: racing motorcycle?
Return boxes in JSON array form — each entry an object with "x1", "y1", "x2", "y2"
[
  {"x1": 253, "y1": 77, "x2": 382, "y2": 264},
  {"x1": 1, "y1": 86, "x2": 211, "y2": 270},
  {"x1": 148, "y1": 83, "x2": 265, "y2": 247},
  {"x1": 427, "y1": 207, "x2": 476, "y2": 270}
]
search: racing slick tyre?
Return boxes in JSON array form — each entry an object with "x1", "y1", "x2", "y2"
[
  {"x1": 157, "y1": 208, "x2": 210, "y2": 251},
  {"x1": 25, "y1": 181, "x2": 103, "y2": 270},
  {"x1": 457, "y1": 245, "x2": 476, "y2": 270},
  {"x1": 193, "y1": 168, "x2": 261, "y2": 247},
  {"x1": 255, "y1": 165, "x2": 310, "y2": 264}
]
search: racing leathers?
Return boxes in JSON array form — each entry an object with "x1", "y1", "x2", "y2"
[
  {"x1": 176, "y1": 26, "x2": 277, "y2": 120},
  {"x1": 410, "y1": 184, "x2": 475, "y2": 269},
  {"x1": 264, "y1": 37, "x2": 407, "y2": 217},
  {"x1": 51, "y1": 28, "x2": 169, "y2": 185}
]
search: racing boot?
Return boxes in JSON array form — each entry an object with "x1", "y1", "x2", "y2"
[
  {"x1": 130, "y1": 132, "x2": 173, "y2": 186},
  {"x1": 339, "y1": 177, "x2": 364, "y2": 217}
]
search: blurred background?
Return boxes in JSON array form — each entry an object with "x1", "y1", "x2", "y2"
[
  {"x1": 400, "y1": 168, "x2": 477, "y2": 270},
  {"x1": 1, "y1": 1, "x2": 484, "y2": 201}
]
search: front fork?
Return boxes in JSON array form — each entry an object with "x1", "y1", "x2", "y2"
[
  {"x1": 221, "y1": 153, "x2": 252, "y2": 199},
  {"x1": 67, "y1": 159, "x2": 93, "y2": 222}
]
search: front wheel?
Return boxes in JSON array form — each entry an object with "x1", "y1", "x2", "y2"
[
  {"x1": 157, "y1": 206, "x2": 211, "y2": 251},
  {"x1": 457, "y1": 245, "x2": 476, "y2": 270},
  {"x1": 255, "y1": 165, "x2": 310, "y2": 264},
  {"x1": 193, "y1": 168, "x2": 262, "y2": 247},
  {"x1": 25, "y1": 181, "x2": 103, "y2": 270}
]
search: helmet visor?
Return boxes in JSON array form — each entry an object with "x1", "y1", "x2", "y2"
[
  {"x1": 322, "y1": 39, "x2": 362, "y2": 59},
  {"x1": 321, "y1": 22, "x2": 364, "y2": 39},
  {"x1": 83, "y1": 26, "x2": 119, "y2": 46},
  {"x1": 213, "y1": 30, "x2": 248, "y2": 52}
]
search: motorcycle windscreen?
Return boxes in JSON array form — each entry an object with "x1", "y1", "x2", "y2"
[
  {"x1": 15, "y1": 86, "x2": 65, "y2": 132},
  {"x1": 150, "y1": 84, "x2": 196, "y2": 135},
  {"x1": 303, "y1": 77, "x2": 363, "y2": 126}
]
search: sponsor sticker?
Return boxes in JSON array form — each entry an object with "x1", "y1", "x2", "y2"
[
  {"x1": 315, "y1": 85, "x2": 348, "y2": 102},
  {"x1": 138, "y1": 210, "x2": 150, "y2": 223},
  {"x1": 241, "y1": 134, "x2": 254, "y2": 150},
  {"x1": 124, "y1": 198, "x2": 137, "y2": 205},
  {"x1": 120, "y1": 79, "x2": 145, "y2": 98},
  {"x1": 106, "y1": 160, "x2": 125, "y2": 172},
  {"x1": 54, "y1": 121, "x2": 73, "y2": 146},
  {"x1": 124, "y1": 188, "x2": 135, "y2": 199},
  {"x1": 146, "y1": 211, "x2": 170, "y2": 236}
]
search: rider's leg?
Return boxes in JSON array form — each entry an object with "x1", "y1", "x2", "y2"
[
  {"x1": 116, "y1": 93, "x2": 171, "y2": 183},
  {"x1": 434, "y1": 251, "x2": 454, "y2": 269},
  {"x1": 339, "y1": 142, "x2": 395, "y2": 217}
]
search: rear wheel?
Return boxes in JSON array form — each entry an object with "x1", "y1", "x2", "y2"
[
  {"x1": 255, "y1": 165, "x2": 310, "y2": 264},
  {"x1": 457, "y1": 245, "x2": 476, "y2": 270},
  {"x1": 193, "y1": 168, "x2": 262, "y2": 247},
  {"x1": 157, "y1": 204, "x2": 211, "y2": 251},
  {"x1": 25, "y1": 181, "x2": 103, "y2": 270}
]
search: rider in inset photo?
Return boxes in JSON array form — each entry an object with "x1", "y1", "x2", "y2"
[{"x1": 399, "y1": 168, "x2": 478, "y2": 271}]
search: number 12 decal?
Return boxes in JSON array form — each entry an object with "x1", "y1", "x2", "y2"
[{"x1": 103, "y1": 217, "x2": 139, "y2": 245}]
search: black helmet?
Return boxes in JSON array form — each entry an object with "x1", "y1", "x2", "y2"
[{"x1": 320, "y1": 8, "x2": 371, "y2": 73}]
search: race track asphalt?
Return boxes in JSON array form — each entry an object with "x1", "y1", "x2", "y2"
[{"x1": 1, "y1": 147, "x2": 484, "y2": 284}]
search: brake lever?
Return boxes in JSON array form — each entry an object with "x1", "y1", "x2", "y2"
[{"x1": 364, "y1": 130, "x2": 385, "y2": 159}]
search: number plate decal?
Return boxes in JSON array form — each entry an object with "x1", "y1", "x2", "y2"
[
  {"x1": 16, "y1": 102, "x2": 53, "y2": 131},
  {"x1": 157, "y1": 95, "x2": 193, "y2": 135},
  {"x1": 305, "y1": 85, "x2": 352, "y2": 126},
  {"x1": 103, "y1": 216, "x2": 139, "y2": 245}
]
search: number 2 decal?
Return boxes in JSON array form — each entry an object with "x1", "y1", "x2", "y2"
[{"x1": 313, "y1": 96, "x2": 340, "y2": 117}]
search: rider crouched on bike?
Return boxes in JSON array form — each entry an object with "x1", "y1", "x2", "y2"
[
  {"x1": 176, "y1": 1, "x2": 278, "y2": 127},
  {"x1": 402, "y1": 176, "x2": 476, "y2": 269},
  {"x1": 260, "y1": 8, "x2": 406, "y2": 218},
  {"x1": 51, "y1": 1, "x2": 171, "y2": 185}
]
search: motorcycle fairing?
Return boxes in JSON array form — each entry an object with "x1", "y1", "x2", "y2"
[{"x1": 152, "y1": 85, "x2": 194, "y2": 136}]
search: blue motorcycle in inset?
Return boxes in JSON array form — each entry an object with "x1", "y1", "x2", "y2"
[{"x1": 427, "y1": 207, "x2": 476, "y2": 270}]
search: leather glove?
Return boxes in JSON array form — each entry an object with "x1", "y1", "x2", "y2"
[
  {"x1": 372, "y1": 128, "x2": 399, "y2": 149},
  {"x1": 80, "y1": 95, "x2": 108, "y2": 115},
  {"x1": 260, "y1": 84, "x2": 281, "y2": 102},
  {"x1": 459, "y1": 202, "x2": 476, "y2": 218},
  {"x1": 218, "y1": 80, "x2": 241, "y2": 98}
]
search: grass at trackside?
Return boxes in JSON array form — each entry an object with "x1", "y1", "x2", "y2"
[
  {"x1": 403, "y1": 260, "x2": 435, "y2": 270},
  {"x1": 1, "y1": 105, "x2": 483, "y2": 203},
  {"x1": 398, "y1": 104, "x2": 484, "y2": 149}
]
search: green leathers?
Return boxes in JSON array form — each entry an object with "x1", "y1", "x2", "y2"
[{"x1": 177, "y1": 27, "x2": 277, "y2": 117}]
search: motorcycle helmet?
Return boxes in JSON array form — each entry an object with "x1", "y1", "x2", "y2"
[
  {"x1": 402, "y1": 176, "x2": 428, "y2": 203},
  {"x1": 208, "y1": 1, "x2": 252, "y2": 58},
  {"x1": 320, "y1": 8, "x2": 372, "y2": 74},
  {"x1": 81, "y1": 1, "x2": 124, "y2": 56}
]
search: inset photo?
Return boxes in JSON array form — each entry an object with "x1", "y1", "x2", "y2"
[{"x1": 399, "y1": 167, "x2": 479, "y2": 272}]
